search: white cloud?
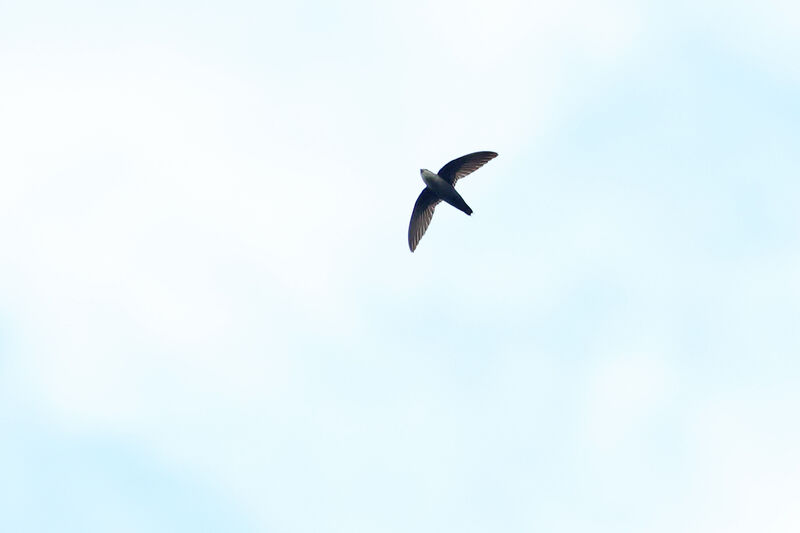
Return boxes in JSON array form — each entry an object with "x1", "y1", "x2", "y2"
[
  {"x1": 3, "y1": 2, "x2": 800, "y2": 531},
  {"x1": 583, "y1": 349, "x2": 674, "y2": 449},
  {"x1": 0, "y1": 0, "x2": 650, "y2": 431},
  {"x1": 686, "y1": 388, "x2": 800, "y2": 533}
]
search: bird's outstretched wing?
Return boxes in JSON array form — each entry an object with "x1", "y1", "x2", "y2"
[
  {"x1": 437, "y1": 151, "x2": 498, "y2": 186},
  {"x1": 408, "y1": 188, "x2": 441, "y2": 252}
]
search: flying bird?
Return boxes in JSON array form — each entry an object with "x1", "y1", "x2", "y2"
[{"x1": 408, "y1": 151, "x2": 498, "y2": 252}]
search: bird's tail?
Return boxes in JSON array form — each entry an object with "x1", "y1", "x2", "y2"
[
  {"x1": 450, "y1": 196, "x2": 473, "y2": 216},
  {"x1": 440, "y1": 187, "x2": 472, "y2": 215}
]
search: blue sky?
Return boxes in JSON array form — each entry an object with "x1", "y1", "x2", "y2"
[{"x1": 1, "y1": 1, "x2": 799, "y2": 531}]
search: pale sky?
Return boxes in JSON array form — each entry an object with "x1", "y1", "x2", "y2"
[{"x1": 1, "y1": 1, "x2": 800, "y2": 532}]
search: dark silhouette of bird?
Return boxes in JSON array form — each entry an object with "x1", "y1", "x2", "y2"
[{"x1": 408, "y1": 151, "x2": 498, "y2": 252}]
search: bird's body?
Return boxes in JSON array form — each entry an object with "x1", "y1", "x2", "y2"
[
  {"x1": 408, "y1": 151, "x2": 497, "y2": 252},
  {"x1": 420, "y1": 169, "x2": 473, "y2": 215}
]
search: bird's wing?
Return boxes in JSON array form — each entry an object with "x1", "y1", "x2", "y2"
[
  {"x1": 437, "y1": 151, "x2": 498, "y2": 186},
  {"x1": 408, "y1": 188, "x2": 441, "y2": 252}
]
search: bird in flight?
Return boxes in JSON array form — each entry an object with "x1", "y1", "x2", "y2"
[{"x1": 408, "y1": 151, "x2": 498, "y2": 252}]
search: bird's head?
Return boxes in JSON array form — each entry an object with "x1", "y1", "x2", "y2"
[{"x1": 420, "y1": 168, "x2": 436, "y2": 186}]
